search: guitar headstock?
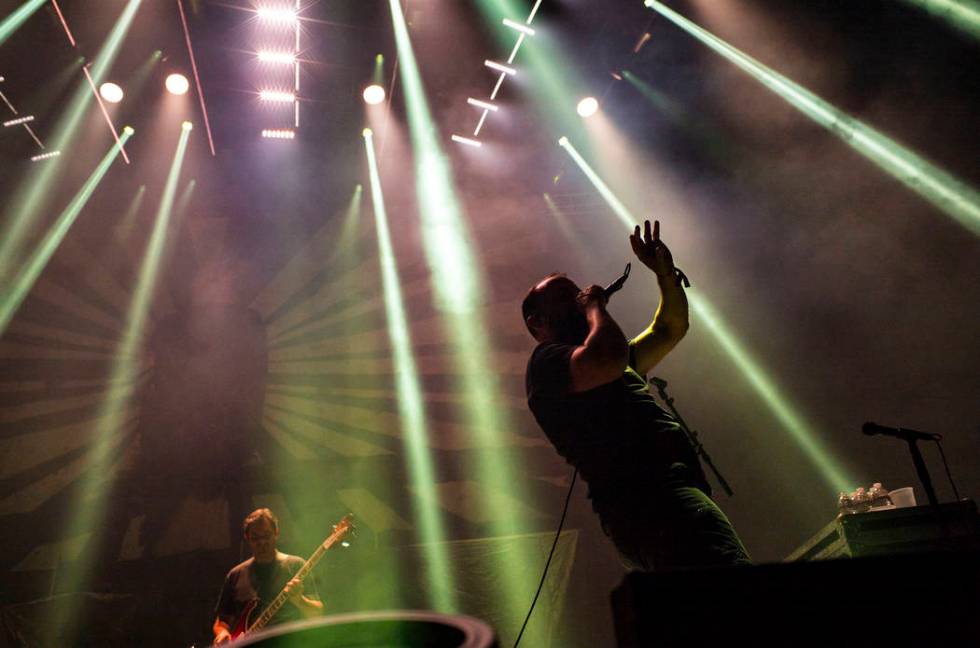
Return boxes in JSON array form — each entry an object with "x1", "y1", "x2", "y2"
[{"x1": 321, "y1": 514, "x2": 354, "y2": 551}]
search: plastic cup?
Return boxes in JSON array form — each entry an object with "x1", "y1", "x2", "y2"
[{"x1": 890, "y1": 486, "x2": 916, "y2": 508}]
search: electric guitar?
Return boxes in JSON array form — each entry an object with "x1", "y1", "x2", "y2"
[{"x1": 228, "y1": 515, "x2": 353, "y2": 640}]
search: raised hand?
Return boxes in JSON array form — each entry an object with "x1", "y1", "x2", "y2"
[{"x1": 629, "y1": 219, "x2": 675, "y2": 278}]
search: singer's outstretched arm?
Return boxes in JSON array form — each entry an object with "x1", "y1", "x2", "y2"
[{"x1": 629, "y1": 220, "x2": 689, "y2": 376}]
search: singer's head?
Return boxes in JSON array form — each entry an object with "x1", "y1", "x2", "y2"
[{"x1": 522, "y1": 273, "x2": 590, "y2": 344}]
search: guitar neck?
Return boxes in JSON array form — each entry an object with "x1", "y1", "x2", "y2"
[{"x1": 247, "y1": 518, "x2": 350, "y2": 634}]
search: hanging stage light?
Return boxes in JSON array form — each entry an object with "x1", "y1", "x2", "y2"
[
  {"x1": 467, "y1": 98, "x2": 498, "y2": 112},
  {"x1": 261, "y1": 128, "x2": 295, "y2": 139},
  {"x1": 362, "y1": 84, "x2": 386, "y2": 105},
  {"x1": 484, "y1": 60, "x2": 517, "y2": 76},
  {"x1": 257, "y1": 50, "x2": 296, "y2": 64},
  {"x1": 165, "y1": 73, "x2": 190, "y2": 95},
  {"x1": 577, "y1": 96, "x2": 599, "y2": 118},
  {"x1": 256, "y1": 7, "x2": 297, "y2": 23},
  {"x1": 99, "y1": 82, "x2": 124, "y2": 103},
  {"x1": 259, "y1": 89, "x2": 296, "y2": 102}
]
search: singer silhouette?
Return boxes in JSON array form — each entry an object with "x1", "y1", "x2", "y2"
[{"x1": 522, "y1": 220, "x2": 750, "y2": 570}]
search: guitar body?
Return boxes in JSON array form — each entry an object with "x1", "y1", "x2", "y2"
[{"x1": 229, "y1": 599, "x2": 259, "y2": 640}]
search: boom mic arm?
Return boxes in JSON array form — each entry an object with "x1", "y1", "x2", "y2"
[{"x1": 862, "y1": 422, "x2": 941, "y2": 442}]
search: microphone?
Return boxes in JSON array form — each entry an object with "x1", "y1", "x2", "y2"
[
  {"x1": 604, "y1": 263, "x2": 631, "y2": 299},
  {"x1": 862, "y1": 422, "x2": 941, "y2": 442}
]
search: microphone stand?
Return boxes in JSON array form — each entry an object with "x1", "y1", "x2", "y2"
[
  {"x1": 906, "y1": 438, "x2": 941, "y2": 512},
  {"x1": 865, "y1": 425, "x2": 948, "y2": 538},
  {"x1": 650, "y1": 376, "x2": 733, "y2": 497}
]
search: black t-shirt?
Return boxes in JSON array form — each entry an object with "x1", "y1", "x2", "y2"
[
  {"x1": 526, "y1": 341, "x2": 709, "y2": 511},
  {"x1": 214, "y1": 553, "x2": 320, "y2": 630}
]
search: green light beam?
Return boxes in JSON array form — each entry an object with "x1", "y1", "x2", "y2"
[
  {"x1": 47, "y1": 123, "x2": 190, "y2": 646},
  {"x1": 899, "y1": 0, "x2": 980, "y2": 41},
  {"x1": 0, "y1": 0, "x2": 47, "y2": 47},
  {"x1": 388, "y1": 1, "x2": 543, "y2": 641},
  {"x1": 115, "y1": 184, "x2": 147, "y2": 241},
  {"x1": 0, "y1": 128, "x2": 135, "y2": 336},
  {"x1": 338, "y1": 184, "x2": 363, "y2": 251},
  {"x1": 559, "y1": 135, "x2": 853, "y2": 492},
  {"x1": 364, "y1": 128, "x2": 456, "y2": 613},
  {"x1": 558, "y1": 137, "x2": 635, "y2": 230},
  {"x1": 373, "y1": 54, "x2": 384, "y2": 85},
  {"x1": 644, "y1": 0, "x2": 980, "y2": 236},
  {"x1": 0, "y1": 0, "x2": 143, "y2": 282}
]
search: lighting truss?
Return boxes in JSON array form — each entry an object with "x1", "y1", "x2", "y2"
[
  {"x1": 50, "y1": 0, "x2": 77, "y2": 47},
  {"x1": 261, "y1": 128, "x2": 296, "y2": 139},
  {"x1": 177, "y1": 0, "x2": 216, "y2": 155},
  {"x1": 0, "y1": 78, "x2": 45, "y2": 149},
  {"x1": 452, "y1": 0, "x2": 545, "y2": 146},
  {"x1": 254, "y1": 0, "x2": 303, "y2": 136}
]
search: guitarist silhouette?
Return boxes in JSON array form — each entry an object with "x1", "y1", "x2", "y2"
[{"x1": 212, "y1": 509, "x2": 323, "y2": 645}]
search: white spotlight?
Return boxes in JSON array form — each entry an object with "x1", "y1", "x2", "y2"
[
  {"x1": 362, "y1": 84, "x2": 386, "y2": 105},
  {"x1": 182, "y1": 121, "x2": 193, "y2": 131},
  {"x1": 484, "y1": 60, "x2": 517, "y2": 76},
  {"x1": 502, "y1": 18, "x2": 535, "y2": 36},
  {"x1": 99, "y1": 82, "x2": 124, "y2": 104},
  {"x1": 256, "y1": 7, "x2": 297, "y2": 23},
  {"x1": 259, "y1": 90, "x2": 296, "y2": 102},
  {"x1": 166, "y1": 73, "x2": 190, "y2": 95},
  {"x1": 467, "y1": 98, "x2": 498, "y2": 112},
  {"x1": 3, "y1": 115, "x2": 35, "y2": 127},
  {"x1": 577, "y1": 96, "x2": 599, "y2": 118},
  {"x1": 31, "y1": 151, "x2": 62, "y2": 162},
  {"x1": 257, "y1": 51, "x2": 296, "y2": 64},
  {"x1": 451, "y1": 135, "x2": 482, "y2": 148}
]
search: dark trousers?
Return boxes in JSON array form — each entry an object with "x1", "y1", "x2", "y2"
[{"x1": 597, "y1": 468, "x2": 751, "y2": 572}]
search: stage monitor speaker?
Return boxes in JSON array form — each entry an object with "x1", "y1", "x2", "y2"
[
  {"x1": 236, "y1": 610, "x2": 497, "y2": 648},
  {"x1": 611, "y1": 550, "x2": 979, "y2": 647}
]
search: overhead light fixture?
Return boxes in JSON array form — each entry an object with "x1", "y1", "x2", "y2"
[
  {"x1": 261, "y1": 128, "x2": 295, "y2": 139},
  {"x1": 181, "y1": 121, "x2": 193, "y2": 131},
  {"x1": 165, "y1": 73, "x2": 190, "y2": 95},
  {"x1": 99, "y1": 82, "x2": 124, "y2": 103},
  {"x1": 577, "y1": 96, "x2": 599, "y2": 118},
  {"x1": 259, "y1": 90, "x2": 296, "y2": 102},
  {"x1": 467, "y1": 98, "x2": 498, "y2": 112},
  {"x1": 451, "y1": 135, "x2": 482, "y2": 148},
  {"x1": 257, "y1": 50, "x2": 296, "y2": 64},
  {"x1": 484, "y1": 60, "x2": 516, "y2": 76},
  {"x1": 256, "y1": 7, "x2": 297, "y2": 23},
  {"x1": 30, "y1": 151, "x2": 61, "y2": 162},
  {"x1": 362, "y1": 84, "x2": 386, "y2": 105},
  {"x1": 502, "y1": 18, "x2": 535, "y2": 36},
  {"x1": 4, "y1": 115, "x2": 35, "y2": 127}
]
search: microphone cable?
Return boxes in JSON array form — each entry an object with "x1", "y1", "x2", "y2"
[{"x1": 512, "y1": 468, "x2": 578, "y2": 648}]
